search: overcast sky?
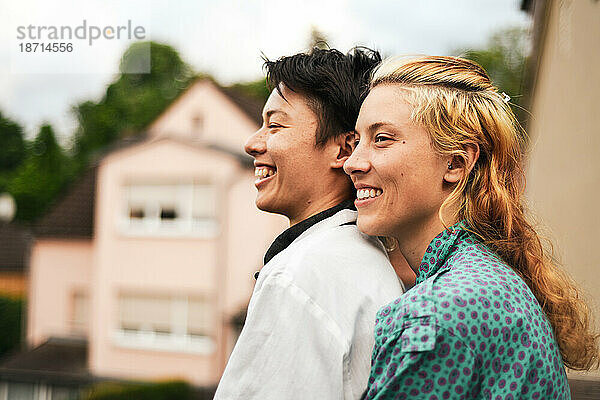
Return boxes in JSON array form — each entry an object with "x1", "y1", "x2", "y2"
[{"x1": 0, "y1": 0, "x2": 530, "y2": 142}]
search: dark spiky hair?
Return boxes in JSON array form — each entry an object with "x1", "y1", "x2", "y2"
[{"x1": 263, "y1": 47, "x2": 382, "y2": 146}]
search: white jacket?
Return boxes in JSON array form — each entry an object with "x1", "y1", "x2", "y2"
[{"x1": 214, "y1": 208, "x2": 403, "y2": 400}]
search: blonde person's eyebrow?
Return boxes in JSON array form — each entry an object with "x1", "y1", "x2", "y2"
[{"x1": 366, "y1": 121, "x2": 397, "y2": 133}]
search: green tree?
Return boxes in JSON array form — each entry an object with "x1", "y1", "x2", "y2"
[
  {"x1": 0, "y1": 296, "x2": 24, "y2": 358},
  {"x1": 229, "y1": 78, "x2": 270, "y2": 104},
  {"x1": 0, "y1": 112, "x2": 26, "y2": 193},
  {"x1": 0, "y1": 112, "x2": 26, "y2": 172},
  {"x1": 309, "y1": 26, "x2": 329, "y2": 50},
  {"x1": 458, "y1": 27, "x2": 529, "y2": 123},
  {"x1": 8, "y1": 124, "x2": 74, "y2": 222},
  {"x1": 72, "y1": 42, "x2": 195, "y2": 166}
]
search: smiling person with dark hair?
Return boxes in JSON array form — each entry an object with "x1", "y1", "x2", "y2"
[{"x1": 214, "y1": 48, "x2": 404, "y2": 400}]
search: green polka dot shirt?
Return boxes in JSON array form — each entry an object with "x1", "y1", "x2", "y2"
[{"x1": 364, "y1": 223, "x2": 570, "y2": 399}]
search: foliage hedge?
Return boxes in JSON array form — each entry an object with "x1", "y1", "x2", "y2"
[
  {"x1": 84, "y1": 380, "x2": 215, "y2": 400},
  {"x1": 0, "y1": 296, "x2": 24, "y2": 358}
]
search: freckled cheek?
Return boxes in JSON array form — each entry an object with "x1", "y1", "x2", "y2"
[
  {"x1": 266, "y1": 140, "x2": 288, "y2": 168},
  {"x1": 269, "y1": 135, "x2": 308, "y2": 161},
  {"x1": 381, "y1": 186, "x2": 404, "y2": 223}
]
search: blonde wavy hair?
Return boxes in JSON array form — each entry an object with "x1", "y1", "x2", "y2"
[{"x1": 370, "y1": 55, "x2": 599, "y2": 371}]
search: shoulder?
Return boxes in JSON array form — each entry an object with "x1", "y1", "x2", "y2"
[
  {"x1": 274, "y1": 223, "x2": 393, "y2": 278},
  {"x1": 442, "y1": 238, "x2": 530, "y2": 300},
  {"x1": 297, "y1": 224, "x2": 398, "y2": 292},
  {"x1": 262, "y1": 223, "x2": 401, "y2": 319},
  {"x1": 414, "y1": 240, "x2": 542, "y2": 338}
]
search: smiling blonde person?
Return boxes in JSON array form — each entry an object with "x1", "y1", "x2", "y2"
[{"x1": 344, "y1": 56, "x2": 599, "y2": 399}]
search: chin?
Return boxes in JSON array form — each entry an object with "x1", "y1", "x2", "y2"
[
  {"x1": 255, "y1": 195, "x2": 279, "y2": 215},
  {"x1": 356, "y1": 215, "x2": 380, "y2": 236},
  {"x1": 357, "y1": 212, "x2": 396, "y2": 238},
  {"x1": 255, "y1": 198, "x2": 271, "y2": 213}
]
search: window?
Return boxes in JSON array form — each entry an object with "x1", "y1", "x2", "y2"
[
  {"x1": 114, "y1": 293, "x2": 214, "y2": 354},
  {"x1": 160, "y1": 208, "x2": 177, "y2": 220},
  {"x1": 129, "y1": 207, "x2": 145, "y2": 219},
  {"x1": 121, "y1": 182, "x2": 218, "y2": 237},
  {"x1": 191, "y1": 113, "x2": 204, "y2": 140},
  {"x1": 70, "y1": 291, "x2": 88, "y2": 336}
]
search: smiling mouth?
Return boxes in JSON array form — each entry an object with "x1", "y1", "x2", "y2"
[
  {"x1": 254, "y1": 166, "x2": 277, "y2": 184},
  {"x1": 356, "y1": 188, "x2": 382, "y2": 200}
]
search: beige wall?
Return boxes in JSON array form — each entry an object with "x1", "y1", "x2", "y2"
[
  {"x1": 88, "y1": 139, "x2": 285, "y2": 385},
  {"x1": 225, "y1": 174, "x2": 287, "y2": 314},
  {"x1": 27, "y1": 240, "x2": 92, "y2": 346},
  {"x1": 221, "y1": 172, "x2": 287, "y2": 369},
  {"x1": 526, "y1": 0, "x2": 600, "y2": 376},
  {"x1": 27, "y1": 78, "x2": 288, "y2": 387}
]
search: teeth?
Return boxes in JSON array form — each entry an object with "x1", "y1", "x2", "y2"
[
  {"x1": 255, "y1": 167, "x2": 276, "y2": 179},
  {"x1": 356, "y1": 188, "x2": 383, "y2": 200}
]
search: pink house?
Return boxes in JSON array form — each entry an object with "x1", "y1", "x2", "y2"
[{"x1": 0, "y1": 79, "x2": 286, "y2": 398}]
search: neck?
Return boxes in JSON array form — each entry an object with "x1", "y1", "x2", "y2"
[
  {"x1": 288, "y1": 193, "x2": 350, "y2": 226},
  {"x1": 387, "y1": 246, "x2": 416, "y2": 289},
  {"x1": 287, "y1": 173, "x2": 354, "y2": 227},
  {"x1": 393, "y1": 215, "x2": 455, "y2": 274}
]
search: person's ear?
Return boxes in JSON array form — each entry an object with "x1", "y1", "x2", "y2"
[
  {"x1": 443, "y1": 143, "x2": 480, "y2": 184},
  {"x1": 329, "y1": 132, "x2": 355, "y2": 169}
]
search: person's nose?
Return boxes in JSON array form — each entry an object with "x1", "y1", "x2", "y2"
[
  {"x1": 343, "y1": 141, "x2": 371, "y2": 176},
  {"x1": 245, "y1": 127, "x2": 267, "y2": 157}
]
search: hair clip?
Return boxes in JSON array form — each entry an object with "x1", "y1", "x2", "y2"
[{"x1": 501, "y1": 92, "x2": 511, "y2": 103}]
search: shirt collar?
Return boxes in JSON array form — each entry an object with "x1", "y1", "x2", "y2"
[
  {"x1": 263, "y1": 200, "x2": 356, "y2": 266},
  {"x1": 416, "y1": 221, "x2": 468, "y2": 285}
]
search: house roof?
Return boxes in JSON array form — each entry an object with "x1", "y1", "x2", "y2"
[
  {"x1": 205, "y1": 142, "x2": 253, "y2": 168},
  {"x1": 34, "y1": 138, "x2": 253, "y2": 240},
  {"x1": 35, "y1": 166, "x2": 97, "y2": 239},
  {"x1": 0, "y1": 222, "x2": 31, "y2": 272},
  {"x1": 0, "y1": 337, "x2": 93, "y2": 385},
  {"x1": 147, "y1": 77, "x2": 264, "y2": 131},
  {"x1": 34, "y1": 78, "x2": 261, "y2": 240},
  {"x1": 220, "y1": 86, "x2": 264, "y2": 126},
  {"x1": 0, "y1": 337, "x2": 219, "y2": 393},
  {"x1": 100, "y1": 135, "x2": 253, "y2": 168}
]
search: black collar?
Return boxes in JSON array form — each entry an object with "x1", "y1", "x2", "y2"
[{"x1": 263, "y1": 200, "x2": 356, "y2": 266}]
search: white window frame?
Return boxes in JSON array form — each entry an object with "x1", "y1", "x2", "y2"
[
  {"x1": 118, "y1": 181, "x2": 219, "y2": 238},
  {"x1": 69, "y1": 290, "x2": 88, "y2": 337},
  {"x1": 113, "y1": 293, "x2": 215, "y2": 355}
]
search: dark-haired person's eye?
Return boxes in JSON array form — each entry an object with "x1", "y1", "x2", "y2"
[{"x1": 268, "y1": 123, "x2": 283, "y2": 129}]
